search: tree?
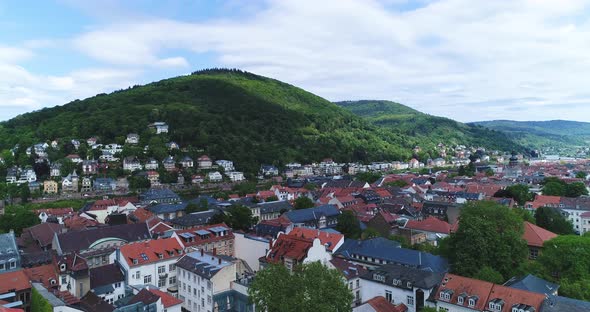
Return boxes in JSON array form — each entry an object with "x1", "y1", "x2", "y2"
[
  {"x1": 448, "y1": 201, "x2": 528, "y2": 279},
  {"x1": 504, "y1": 184, "x2": 533, "y2": 206},
  {"x1": 59, "y1": 159, "x2": 76, "y2": 176},
  {"x1": 388, "y1": 234, "x2": 411, "y2": 248},
  {"x1": 335, "y1": 211, "x2": 361, "y2": 239},
  {"x1": 208, "y1": 211, "x2": 228, "y2": 225},
  {"x1": 575, "y1": 171, "x2": 587, "y2": 179},
  {"x1": 565, "y1": 182, "x2": 589, "y2": 197},
  {"x1": 128, "y1": 175, "x2": 150, "y2": 191},
  {"x1": 265, "y1": 195, "x2": 279, "y2": 202},
  {"x1": 0, "y1": 208, "x2": 39, "y2": 235},
  {"x1": 534, "y1": 206, "x2": 575, "y2": 235},
  {"x1": 232, "y1": 181, "x2": 257, "y2": 197},
  {"x1": 248, "y1": 262, "x2": 353, "y2": 312},
  {"x1": 385, "y1": 180, "x2": 408, "y2": 188},
  {"x1": 356, "y1": 172, "x2": 381, "y2": 184},
  {"x1": 542, "y1": 181, "x2": 565, "y2": 196},
  {"x1": 474, "y1": 266, "x2": 504, "y2": 284},
  {"x1": 227, "y1": 205, "x2": 256, "y2": 231},
  {"x1": 362, "y1": 227, "x2": 381, "y2": 239},
  {"x1": 293, "y1": 196, "x2": 314, "y2": 210},
  {"x1": 185, "y1": 202, "x2": 208, "y2": 214},
  {"x1": 20, "y1": 183, "x2": 31, "y2": 203}
]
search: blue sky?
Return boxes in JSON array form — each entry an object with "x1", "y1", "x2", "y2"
[{"x1": 2, "y1": 0, "x2": 590, "y2": 122}]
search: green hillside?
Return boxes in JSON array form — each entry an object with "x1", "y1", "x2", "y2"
[
  {"x1": 0, "y1": 69, "x2": 419, "y2": 173},
  {"x1": 336, "y1": 100, "x2": 524, "y2": 155},
  {"x1": 471, "y1": 120, "x2": 590, "y2": 150}
]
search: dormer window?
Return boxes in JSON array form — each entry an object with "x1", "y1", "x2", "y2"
[
  {"x1": 132, "y1": 258, "x2": 138, "y2": 265},
  {"x1": 60, "y1": 263, "x2": 66, "y2": 271},
  {"x1": 458, "y1": 296, "x2": 464, "y2": 305},
  {"x1": 157, "y1": 253, "x2": 163, "y2": 259},
  {"x1": 468, "y1": 296, "x2": 478, "y2": 307}
]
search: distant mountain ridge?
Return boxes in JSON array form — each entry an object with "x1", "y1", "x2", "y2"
[
  {"x1": 470, "y1": 120, "x2": 590, "y2": 149},
  {"x1": 336, "y1": 100, "x2": 525, "y2": 154}
]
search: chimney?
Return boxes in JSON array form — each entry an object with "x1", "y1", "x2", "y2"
[
  {"x1": 200, "y1": 249, "x2": 204, "y2": 257},
  {"x1": 213, "y1": 248, "x2": 217, "y2": 256},
  {"x1": 218, "y1": 258, "x2": 222, "y2": 265}
]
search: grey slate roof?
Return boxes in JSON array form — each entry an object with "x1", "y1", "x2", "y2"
[
  {"x1": 361, "y1": 263, "x2": 444, "y2": 289},
  {"x1": 284, "y1": 204, "x2": 339, "y2": 223},
  {"x1": 56, "y1": 223, "x2": 150, "y2": 254},
  {"x1": 90, "y1": 263, "x2": 125, "y2": 289},
  {"x1": 169, "y1": 210, "x2": 220, "y2": 227},
  {"x1": 0, "y1": 232, "x2": 20, "y2": 270},
  {"x1": 147, "y1": 203, "x2": 187, "y2": 215},
  {"x1": 257, "y1": 200, "x2": 292, "y2": 214},
  {"x1": 505, "y1": 274, "x2": 559, "y2": 296},
  {"x1": 542, "y1": 296, "x2": 590, "y2": 312},
  {"x1": 335, "y1": 237, "x2": 449, "y2": 273}
]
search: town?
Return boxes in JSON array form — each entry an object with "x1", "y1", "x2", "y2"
[{"x1": 0, "y1": 121, "x2": 589, "y2": 312}]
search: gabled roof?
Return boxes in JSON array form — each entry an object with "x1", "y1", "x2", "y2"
[
  {"x1": 128, "y1": 288, "x2": 160, "y2": 306},
  {"x1": 147, "y1": 288, "x2": 182, "y2": 308},
  {"x1": 89, "y1": 263, "x2": 125, "y2": 289},
  {"x1": 0, "y1": 270, "x2": 30, "y2": 293},
  {"x1": 56, "y1": 223, "x2": 150, "y2": 253},
  {"x1": 329, "y1": 257, "x2": 367, "y2": 280},
  {"x1": 361, "y1": 263, "x2": 444, "y2": 289},
  {"x1": 23, "y1": 264, "x2": 58, "y2": 289},
  {"x1": 266, "y1": 233, "x2": 313, "y2": 263},
  {"x1": 169, "y1": 209, "x2": 219, "y2": 227},
  {"x1": 405, "y1": 217, "x2": 451, "y2": 234},
  {"x1": 522, "y1": 221, "x2": 557, "y2": 247},
  {"x1": 504, "y1": 274, "x2": 559, "y2": 296},
  {"x1": 119, "y1": 237, "x2": 184, "y2": 267},
  {"x1": 355, "y1": 296, "x2": 408, "y2": 312},
  {"x1": 289, "y1": 227, "x2": 343, "y2": 252},
  {"x1": 283, "y1": 204, "x2": 339, "y2": 223}
]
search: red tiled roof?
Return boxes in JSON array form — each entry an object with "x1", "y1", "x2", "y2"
[
  {"x1": 23, "y1": 264, "x2": 59, "y2": 289},
  {"x1": 522, "y1": 221, "x2": 557, "y2": 247},
  {"x1": 405, "y1": 217, "x2": 451, "y2": 234},
  {"x1": 0, "y1": 270, "x2": 31, "y2": 293},
  {"x1": 0, "y1": 306, "x2": 24, "y2": 312},
  {"x1": 266, "y1": 233, "x2": 313, "y2": 263},
  {"x1": 174, "y1": 223, "x2": 234, "y2": 248},
  {"x1": 63, "y1": 215, "x2": 100, "y2": 230},
  {"x1": 34, "y1": 208, "x2": 74, "y2": 216},
  {"x1": 119, "y1": 237, "x2": 184, "y2": 267},
  {"x1": 147, "y1": 288, "x2": 183, "y2": 308},
  {"x1": 365, "y1": 296, "x2": 408, "y2": 312},
  {"x1": 131, "y1": 208, "x2": 155, "y2": 223},
  {"x1": 289, "y1": 227, "x2": 343, "y2": 252},
  {"x1": 525, "y1": 195, "x2": 562, "y2": 210},
  {"x1": 22, "y1": 222, "x2": 63, "y2": 248},
  {"x1": 436, "y1": 274, "x2": 546, "y2": 311}
]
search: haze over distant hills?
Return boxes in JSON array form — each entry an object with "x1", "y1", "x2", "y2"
[{"x1": 471, "y1": 120, "x2": 590, "y2": 150}]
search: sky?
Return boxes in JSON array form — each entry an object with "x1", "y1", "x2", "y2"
[{"x1": 2, "y1": 0, "x2": 590, "y2": 122}]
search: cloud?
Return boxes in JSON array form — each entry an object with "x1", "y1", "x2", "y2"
[{"x1": 4, "y1": 0, "x2": 590, "y2": 122}]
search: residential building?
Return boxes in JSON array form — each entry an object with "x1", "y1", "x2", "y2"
[
  {"x1": 126, "y1": 133, "x2": 140, "y2": 144},
  {"x1": 261, "y1": 232, "x2": 332, "y2": 271},
  {"x1": 82, "y1": 160, "x2": 98, "y2": 175},
  {"x1": 145, "y1": 158, "x2": 159, "y2": 170},
  {"x1": 253, "y1": 200, "x2": 292, "y2": 221},
  {"x1": 180, "y1": 156, "x2": 193, "y2": 168},
  {"x1": 225, "y1": 171, "x2": 245, "y2": 182},
  {"x1": 50, "y1": 163, "x2": 62, "y2": 177},
  {"x1": 197, "y1": 155, "x2": 213, "y2": 169},
  {"x1": 89, "y1": 263, "x2": 126, "y2": 304},
  {"x1": 360, "y1": 264, "x2": 443, "y2": 312},
  {"x1": 175, "y1": 249, "x2": 238, "y2": 312},
  {"x1": 353, "y1": 296, "x2": 408, "y2": 312},
  {"x1": 113, "y1": 237, "x2": 184, "y2": 292},
  {"x1": 94, "y1": 178, "x2": 117, "y2": 192},
  {"x1": 140, "y1": 188, "x2": 181, "y2": 205},
  {"x1": 0, "y1": 270, "x2": 31, "y2": 311},
  {"x1": 174, "y1": 223, "x2": 234, "y2": 256},
  {"x1": 260, "y1": 165, "x2": 279, "y2": 177},
  {"x1": 504, "y1": 274, "x2": 559, "y2": 297},
  {"x1": 163, "y1": 156, "x2": 176, "y2": 171},
  {"x1": 62, "y1": 171, "x2": 79, "y2": 193},
  {"x1": 434, "y1": 274, "x2": 546, "y2": 312},
  {"x1": 43, "y1": 180, "x2": 59, "y2": 194},
  {"x1": 215, "y1": 160, "x2": 234, "y2": 172},
  {"x1": 57, "y1": 253, "x2": 90, "y2": 298},
  {"x1": 0, "y1": 232, "x2": 21, "y2": 273},
  {"x1": 329, "y1": 257, "x2": 367, "y2": 306},
  {"x1": 233, "y1": 232, "x2": 270, "y2": 272},
  {"x1": 123, "y1": 157, "x2": 142, "y2": 171},
  {"x1": 81, "y1": 177, "x2": 92, "y2": 193},
  {"x1": 207, "y1": 171, "x2": 223, "y2": 183},
  {"x1": 281, "y1": 204, "x2": 340, "y2": 229},
  {"x1": 149, "y1": 122, "x2": 169, "y2": 134},
  {"x1": 522, "y1": 221, "x2": 557, "y2": 260}
]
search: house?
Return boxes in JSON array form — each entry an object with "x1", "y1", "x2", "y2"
[
  {"x1": 140, "y1": 188, "x2": 181, "y2": 205},
  {"x1": 123, "y1": 157, "x2": 142, "y2": 171},
  {"x1": 146, "y1": 171, "x2": 160, "y2": 185},
  {"x1": 149, "y1": 122, "x2": 169, "y2": 134},
  {"x1": 177, "y1": 156, "x2": 193, "y2": 168},
  {"x1": 207, "y1": 171, "x2": 223, "y2": 183},
  {"x1": 282, "y1": 204, "x2": 340, "y2": 229},
  {"x1": 262, "y1": 232, "x2": 332, "y2": 271},
  {"x1": 18, "y1": 222, "x2": 63, "y2": 252},
  {"x1": 255, "y1": 218, "x2": 294, "y2": 239},
  {"x1": 145, "y1": 158, "x2": 159, "y2": 170},
  {"x1": 191, "y1": 175, "x2": 204, "y2": 184},
  {"x1": 43, "y1": 180, "x2": 59, "y2": 194},
  {"x1": 360, "y1": 264, "x2": 444, "y2": 312},
  {"x1": 166, "y1": 142, "x2": 180, "y2": 150},
  {"x1": 260, "y1": 165, "x2": 279, "y2": 177},
  {"x1": 253, "y1": 200, "x2": 293, "y2": 221},
  {"x1": 5, "y1": 167, "x2": 18, "y2": 183},
  {"x1": 50, "y1": 163, "x2": 62, "y2": 177},
  {"x1": 334, "y1": 237, "x2": 448, "y2": 272},
  {"x1": 522, "y1": 221, "x2": 557, "y2": 260},
  {"x1": 215, "y1": 160, "x2": 235, "y2": 172},
  {"x1": 125, "y1": 133, "x2": 140, "y2": 144},
  {"x1": 18, "y1": 168, "x2": 37, "y2": 184},
  {"x1": 367, "y1": 211, "x2": 400, "y2": 237},
  {"x1": 99, "y1": 151, "x2": 118, "y2": 162},
  {"x1": 330, "y1": 257, "x2": 368, "y2": 307},
  {"x1": 35, "y1": 208, "x2": 74, "y2": 224},
  {"x1": 289, "y1": 227, "x2": 344, "y2": 253},
  {"x1": 197, "y1": 155, "x2": 213, "y2": 169},
  {"x1": 174, "y1": 223, "x2": 234, "y2": 256},
  {"x1": 403, "y1": 217, "x2": 451, "y2": 245},
  {"x1": 353, "y1": 296, "x2": 408, "y2": 312},
  {"x1": 94, "y1": 178, "x2": 117, "y2": 192},
  {"x1": 66, "y1": 154, "x2": 82, "y2": 163},
  {"x1": 89, "y1": 263, "x2": 126, "y2": 305},
  {"x1": 0, "y1": 232, "x2": 21, "y2": 273},
  {"x1": 112, "y1": 237, "x2": 184, "y2": 291},
  {"x1": 0, "y1": 270, "x2": 32, "y2": 311},
  {"x1": 176, "y1": 249, "x2": 239, "y2": 312},
  {"x1": 143, "y1": 288, "x2": 182, "y2": 312},
  {"x1": 434, "y1": 273, "x2": 546, "y2": 312},
  {"x1": 146, "y1": 203, "x2": 186, "y2": 220},
  {"x1": 81, "y1": 177, "x2": 92, "y2": 193},
  {"x1": 225, "y1": 171, "x2": 245, "y2": 182},
  {"x1": 234, "y1": 232, "x2": 271, "y2": 272},
  {"x1": 57, "y1": 253, "x2": 90, "y2": 298},
  {"x1": 163, "y1": 156, "x2": 176, "y2": 171},
  {"x1": 86, "y1": 137, "x2": 98, "y2": 146},
  {"x1": 82, "y1": 160, "x2": 98, "y2": 175}
]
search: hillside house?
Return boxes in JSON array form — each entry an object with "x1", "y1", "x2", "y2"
[{"x1": 198, "y1": 155, "x2": 213, "y2": 169}]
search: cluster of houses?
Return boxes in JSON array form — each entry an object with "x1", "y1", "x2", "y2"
[{"x1": 2, "y1": 151, "x2": 590, "y2": 312}]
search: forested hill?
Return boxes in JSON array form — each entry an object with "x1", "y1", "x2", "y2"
[
  {"x1": 471, "y1": 120, "x2": 590, "y2": 149},
  {"x1": 336, "y1": 100, "x2": 525, "y2": 154},
  {"x1": 0, "y1": 69, "x2": 422, "y2": 173}
]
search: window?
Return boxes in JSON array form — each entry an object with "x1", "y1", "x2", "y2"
[
  {"x1": 188, "y1": 286, "x2": 192, "y2": 293},
  {"x1": 349, "y1": 282, "x2": 353, "y2": 290},
  {"x1": 61, "y1": 276, "x2": 67, "y2": 284},
  {"x1": 469, "y1": 299, "x2": 476, "y2": 307},
  {"x1": 158, "y1": 266, "x2": 166, "y2": 274},
  {"x1": 144, "y1": 275, "x2": 152, "y2": 284},
  {"x1": 115, "y1": 282, "x2": 121, "y2": 288},
  {"x1": 207, "y1": 281, "x2": 212, "y2": 289},
  {"x1": 530, "y1": 248, "x2": 539, "y2": 260},
  {"x1": 385, "y1": 290, "x2": 393, "y2": 303},
  {"x1": 9, "y1": 261, "x2": 16, "y2": 269},
  {"x1": 356, "y1": 280, "x2": 359, "y2": 288},
  {"x1": 458, "y1": 296, "x2": 464, "y2": 304},
  {"x1": 158, "y1": 278, "x2": 166, "y2": 288},
  {"x1": 407, "y1": 296, "x2": 414, "y2": 306},
  {"x1": 132, "y1": 259, "x2": 138, "y2": 265},
  {"x1": 169, "y1": 276, "x2": 176, "y2": 285},
  {"x1": 0, "y1": 263, "x2": 4, "y2": 270},
  {"x1": 169, "y1": 264, "x2": 176, "y2": 271},
  {"x1": 94, "y1": 257, "x2": 100, "y2": 265}
]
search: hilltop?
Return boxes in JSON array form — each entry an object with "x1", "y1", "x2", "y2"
[
  {"x1": 336, "y1": 100, "x2": 524, "y2": 154},
  {"x1": 471, "y1": 120, "x2": 590, "y2": 151}
]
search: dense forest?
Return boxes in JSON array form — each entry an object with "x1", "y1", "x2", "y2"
[
  {"x1": 336, "y1": 100, "x2": 526, "y2": 156},
  {"x1": 0, "y1": 69, "x2": 419, "y2": 174}
]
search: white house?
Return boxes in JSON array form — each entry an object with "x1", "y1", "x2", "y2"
[
  {"x1": 126, "y1": 133, "x2": 140, "y2": 145},
  {"x1": 359, "y1": 264, "x2": 443, "y2": 312},
  {"x1": 208, "y1": 171, "x2": 223, "y2": 183},
  {"x1": 145, "y1": 158, "x2": 159, "y2": 170},
  {"x1": 112, "y1": 237, "x2": 184, "y2": 292},
  {"x1": 225, "y1": 171, "x2": 245, "y2": 182},
  {"x1": 176, "y1": 249, "x2": 237, "y2": 312},
  {"x1": 89, "y1": 263, "x2": 126, "y2": 304},
  {"x1": 150, "y1": 122, "x2": 169, "y2": 134},
  {"x1": 233, "y1": 232, "x2": 270, "y2": 272},
  {"x1": 123, "y1": 157, "x2": 142, "y2": 171},
  {"x1": 215, "y1": 160, "x2": 235, "y2": 172}
]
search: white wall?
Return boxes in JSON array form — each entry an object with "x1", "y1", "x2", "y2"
[
  {"x1": 234, "y1": 233, "x2": 269, "y2": 271},
  {"x1": 360, "y1": 279, "x2": 434, "y2": 312},
  {"x1": 303, "y1": 238, "x2": 332, "y2": 265}
]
